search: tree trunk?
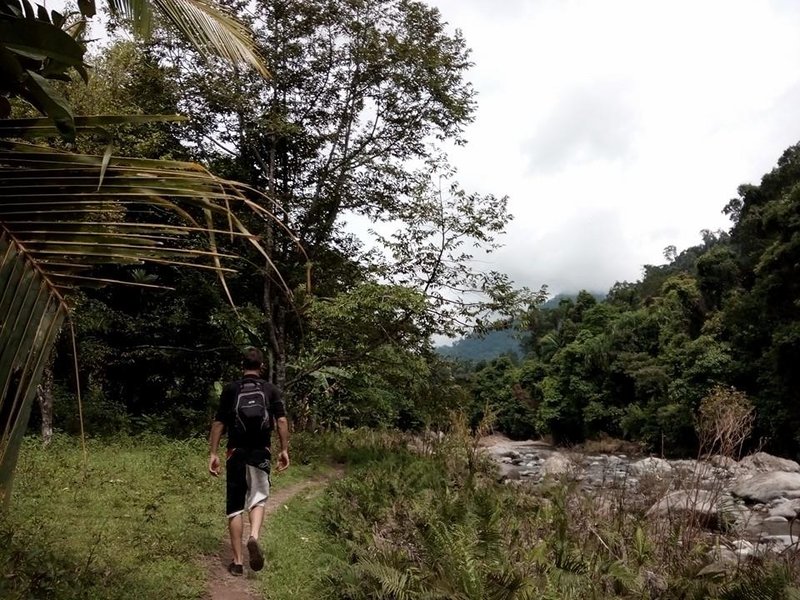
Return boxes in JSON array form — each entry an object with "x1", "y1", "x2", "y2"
[
  {"x1": 36, "y1": 357, "x2": 55, "y2": 447},
  {"x1": 274, "y1": 304, "x2": 287, "y2": 391}
]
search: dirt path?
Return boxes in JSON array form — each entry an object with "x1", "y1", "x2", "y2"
[{"x1": 205, "y1": 469, "x2": 342, "y2": 600}]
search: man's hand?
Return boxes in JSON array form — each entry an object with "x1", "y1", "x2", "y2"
[
  {"x1": 209, "y1": 453, "x2": 221, "y2": 477},
  {"x1": 277, "y1": 450, "x2": 290, "y2": 472},
  {"x1": 209, "y1": 421, "x2": 224, "y2": 477}
]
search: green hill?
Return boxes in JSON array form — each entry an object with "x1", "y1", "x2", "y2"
[
  {"x1": 436, "y1": 328, "x2": 526, "y2": 362},
  {"x1": 436, "y1": 292, "x2": 605, "y2": 362}
]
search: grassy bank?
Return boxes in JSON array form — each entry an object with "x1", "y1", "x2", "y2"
[
  {"x1": 259, "y1": 489, "x2": 344, "y2": 600},
  {"x1": 1, "y1": 434, "x2": 323, "y2": 600}
]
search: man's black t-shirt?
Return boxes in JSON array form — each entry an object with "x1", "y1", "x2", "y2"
[{"x1": 214, "y1": 377, "x2": 285, "y2": 450}]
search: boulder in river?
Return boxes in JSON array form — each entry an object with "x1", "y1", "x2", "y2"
[
  {"x1": 760, "y1": 535, "x2": 798, "y2": 552},
  {"x1": 709, "y1": 455, "x2": 739, "y2": 470},
  {"x1": 731, "y1": 471, "x2": 800, "y2": 504},
  {"x1": 541, "y1": 453, "x2": 574, "y2": 476},
  {"x1": 670, "y1": 459, "x2": 717, "y2": 480},
  {"x1": 699, "y1": 546, "x2": 739, "y2": 577},
  {"x1": 738, "y1": 452, "x2": 800, "y2": 473},
  {"x1": 646, "y1": 490, "x2": 738, "y2": 530},
  {"x1": 497, "y1": 463, "x2": 522, "y2": 482},
  {"x1": 768, "y1": 498, "x2": 800, "y2": 520},
  {"x1": 630, "y1": 457, "x2": 672, "y2": 477}
]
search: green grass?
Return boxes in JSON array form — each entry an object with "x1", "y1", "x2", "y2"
[
  {"x1": 4, "y1": 435, "x2": 220, "y2": 599},
  {"x1": 258, "y1": 488, "x2": 345, "y2": 600},
  {"x1": 1, "y1": 434, "x2": 326, "y2": 600}
]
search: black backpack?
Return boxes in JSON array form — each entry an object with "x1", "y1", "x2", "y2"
[{"x1": 234, "y1": 378, "x2": 270, "y2": 435}]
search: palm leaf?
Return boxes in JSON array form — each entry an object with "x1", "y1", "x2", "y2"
[
  {"x1": 107, "y1": 0, "x2": 269, "y2": 77},
  {"x1": 0, "y1": 114, "x2": 187, "y2": 139},
  {"x1": 0, "y1": 230, "x2": 66, "y2": 504},
  {"x1": 0, "y1": 135, "x2": 287, "y2": 504}
]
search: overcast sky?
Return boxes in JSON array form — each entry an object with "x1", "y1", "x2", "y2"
[{"x1": 414, "y1": 0, "x2": 800, "y2": 296}]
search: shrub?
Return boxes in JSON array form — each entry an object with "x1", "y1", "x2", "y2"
[{"x1": 696, "y1": 385, "x2": 754, "y2": 459}]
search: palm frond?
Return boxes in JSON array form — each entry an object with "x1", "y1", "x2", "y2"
[
  {"x1": 0, "y1": 229, "x2": 66, "y2": 503},
  {"x1": 108, "y1": 0, "x2": 269, "y2": 77},
  {"x1": 0, "y1": 0, "x2": 90, "y2": 139},
  {"x1": 0, "y1": 115, "x2": 187, "y2": 139},
  {"x1": 0, "y1": 135, "x2": 288, "y2": 504}
]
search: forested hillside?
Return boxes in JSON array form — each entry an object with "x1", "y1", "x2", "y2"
[
  {"x1": 435, "y1": 293, "x2": 604, "y2": 362},
  {"x1": 436, "y1": 328, "x2": 525, "y2": 362},
  {"x1": 459, "y1": 144, "x2": 800, "y2": 456}
]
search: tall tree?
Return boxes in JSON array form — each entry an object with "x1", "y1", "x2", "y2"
[
  {"x1": 163, "y1": 0, "x2": 477, "y2": 390},
  {"x1": 373, "y1": 170, "x2": 539, "y2": 337}
]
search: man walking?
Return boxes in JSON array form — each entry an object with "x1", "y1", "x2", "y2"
[{"x1": 209, "y1": 347, "x2": 290, "y2": 575}]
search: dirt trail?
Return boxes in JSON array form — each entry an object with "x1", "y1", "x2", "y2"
[{"x1": 205, "y1": 469, "x2": 342, "y2": 600}]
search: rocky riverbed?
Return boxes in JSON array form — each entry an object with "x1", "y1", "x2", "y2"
[{"x1": 481, "y1": 436, "x2": 800, "y2": 563}]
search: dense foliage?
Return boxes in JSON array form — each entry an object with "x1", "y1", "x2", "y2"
[
  {"x1": 457, "y1": 144, "x2": 800, "y2": 457},
  {"x1": 35, "y1": 1, "x2": 529, "y2": 439}
]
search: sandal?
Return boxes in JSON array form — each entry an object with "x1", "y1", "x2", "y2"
[{"x1": 247, "y1": 536, "x2": 264, "y2": 571}]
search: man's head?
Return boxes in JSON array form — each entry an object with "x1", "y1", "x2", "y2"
[{"x1": 242, "y1": 346, "x2": 264, "y2": 372}]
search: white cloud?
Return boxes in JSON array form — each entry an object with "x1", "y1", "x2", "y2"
[
  {"x1": 429, "y1": 0, "x2": 800, "y2": 296},
  {"x1": 524, "y1": 79, "x2": 640, "y2": 172}
]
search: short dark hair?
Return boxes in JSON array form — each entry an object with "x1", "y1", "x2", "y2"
[{"x1": 242, "y1": 347, "x2": 264, "y2": 370}]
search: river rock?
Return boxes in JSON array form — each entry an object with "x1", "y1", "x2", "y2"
[
  {"x1": 698, "y1": 561, "x2": 733, "y2": 577},
  {"x1": 497, "y1": 463, "x2": 522, "y2": 481},
  {"x1": 739, "y1": 452, "x2": 800, "y2": 473},
  {"x1": 699, "y1": 545, "x2": 739, "y2": 577},
  {"x1": 630, "y1": 457, "x2": 672, "y2": 477},
  {"x1": 646, "y1": 490, "x2": 737, "y2": 530},
  {"x1": 732, "y1": 539, "x2": 755, "y2": 557},
  {"x1": 769, "y1": 499, "x2": 800, "y2": 520},
  {"x1": 670, "y1": 459, "x2": 717, "y2": 480},
  {"x1": 541, "y1": 453, "x2": 573, "y2": 476},
  {"x1": 732, "y1": 472, "x2": 800, "y2": 503},
  {"x1": 764, "y1": 515, "x2": 788, "y2": 523},
  {"x1": 760, "y1": 535, "x2": 797, "y2": 552}
]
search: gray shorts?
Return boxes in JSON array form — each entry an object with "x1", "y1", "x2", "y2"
[{"x1": 226, "y1": 448, "x2": 270, "y2": 518}]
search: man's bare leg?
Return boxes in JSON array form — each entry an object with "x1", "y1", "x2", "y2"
[
  {"x1": 246, "y1": 505, "x2": 266, "y2": 570},
  {"x1": 249, "y1": 504, "x2": 265, "y2": 540},
  {"x1": 229, "y1": 514, "x2": 244, "y2": 565}
]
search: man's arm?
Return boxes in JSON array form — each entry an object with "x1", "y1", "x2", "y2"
[
  {"x1": 275, "y1": 416, "x2": 290, "y2": 472},
  {"x1": 208, "y1": 420, "x2": 225, "y2": 476}
]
